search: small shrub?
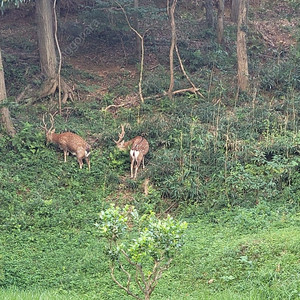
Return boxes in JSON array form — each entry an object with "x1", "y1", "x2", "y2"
[{"x1": 97, "y1": 204, "x2": 187, "y2": 299}]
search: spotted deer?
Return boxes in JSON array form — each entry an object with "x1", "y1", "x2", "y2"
[
  {"x1": 42, "y1": 113, "x2": 91, "y2": 170},
  {"x1": 114, "y1": 125, "x2": 149, "y2": 179}
]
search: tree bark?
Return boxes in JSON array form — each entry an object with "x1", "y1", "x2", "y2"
[
  {"x1": 237, "y1": 0, "x2": 249, "y2": 92},
  {"x1": 19, "y1": 0, "x2": 74, "y2": 105},
  {"x1": 167, "y1": 0, "x2": 177, "y2": 100},
  {"x1": 0, "y1": 48, "x2": 16, "y2": 137},
  {"x1": 204, "y1": 0, "x2": 214, "y2": 28},
  {"x1": 36, "y1": 0, "x2": 57, "y2": 78},
  {"x1": 133, "y1": 0, "x2": 141, "y2": 59},
  {"x1": 231, "y1": 0, "x2": 239, "y2": 23},
  {"x1": 217, "y1": 0, "x2": 224, "y2": 44}
]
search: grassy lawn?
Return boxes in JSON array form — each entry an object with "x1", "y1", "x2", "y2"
[{"x1": 1, "y1": 204, "x2": 300, "y2": 299}]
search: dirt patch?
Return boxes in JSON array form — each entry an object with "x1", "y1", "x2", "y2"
[{"x1": 253, "y1": 19, "x2": 298, "y2": 50}]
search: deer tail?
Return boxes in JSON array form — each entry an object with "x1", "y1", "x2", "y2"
[{"x1": 130, "y1": 150, "x2": 139, "y2": 161}]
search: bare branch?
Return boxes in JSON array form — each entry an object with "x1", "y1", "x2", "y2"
[
  {"x1": 144, "y1": 87, "x2": 202, "y2": 101},
  {"x1": 116, "y1": 1, "x2": 145, "y2": 103},
  {"x1": 53, "y1": 0, "x2": 62, "y2": 114},
  {"x1": 120, "y1": 249, "x2": 137, "y2": 267},
  {"x1": 147, "y1": 258, "x2": 173, "y2": 297},
  {"x1": 135, "y1": 265, "x2": 145, "y2": 294},
  {"x1": 172, "y1": 87, "x2": 202, "y2": 96},
  {"x1": 136, "y1": 263, "x2": 147, "y2": 292},
  {"x1": 120, "y1": 262, "x2": 133, "y2": 291},
  {"x1": 119, "y1": 249, "x2": 148, "y2": 295},
  {"x1": 110, "y1": 264, "x2": 142, "y2": 300},
  {"x1": 104, "y1": 103, "x2": 127, "y2": 111},
  {"x1": 175, "y1": 44, "x2": 204, "y2": 98}
]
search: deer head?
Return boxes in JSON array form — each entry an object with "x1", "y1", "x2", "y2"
[
  {"x1": 42, "y1": 113, "x2": 91, "y2": 170},
  {"x1": 42, "y1": 113, "x2": 56, "y2": 144},
  {"x1": 114, "y1": 125, "x2": 149, "y2": 179},
  {"x1": 113, "y1": 124, "x2": 127, "y2": 150}
]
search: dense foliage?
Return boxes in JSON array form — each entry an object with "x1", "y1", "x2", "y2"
[{"x1": 98, "y1": 205, "x2": 187, "y2": 299}]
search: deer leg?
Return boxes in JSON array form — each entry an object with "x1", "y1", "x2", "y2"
[
  {"x1": 64, "y1": 150, "x2": 68, "y2": 162},
  {"x1": 85, "y1": 157, "x2": 90, "y2": 171},
  {"x1": 77, "y1": 157, "x2": 83, "y2": 169},
  {"x1": 130, "y1": 158, "x2": 135, "y2": 178},
  {"x1": 142, "y1": 156, "x2": 145, "y2": 169},
  {"x1": 134, "y1": 159, "x2": 142, "y2": 179},
  {"x1": 134, "y1": 166, "x2": 138, "y2": 179}
]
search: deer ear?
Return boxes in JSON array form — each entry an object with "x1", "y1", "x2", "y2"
[{"x1": 52, "y1": 129, "x2": 56, "y2": 133}]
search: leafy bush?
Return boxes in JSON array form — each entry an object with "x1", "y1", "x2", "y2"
[
  {"x1": 97, "y1": 204, "x2": 187, "y2": 299},
  {"x1": 11, "y1": 122, "x2": 46, "y2": 159}
]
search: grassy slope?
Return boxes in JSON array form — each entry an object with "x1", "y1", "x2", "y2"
[
  {"x1": 1, "y1": 211, "x2": 300, "y2": 299},
  {"x1": 0, "y1": 136, "x2": 299, "y2": 300}
]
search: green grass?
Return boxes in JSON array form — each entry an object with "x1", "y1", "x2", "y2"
[
  {"x1": 1, "y1": 214, "x2": 300, "y2": 299},
  {"x1": 0, "y1": 288, "x2": 82, "y2": 300},
  {"x1": 1, "y1": 93, "x2": 300, "y2": 299}
]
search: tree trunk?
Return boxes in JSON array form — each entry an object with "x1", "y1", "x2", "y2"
[
  {"x1": 21, "y1": 0, "x2": 74, "y2": 105},
  {"x1": 0, "y1": 48, "x2": 16, "y2": 137},
  {"x1": 231, "y1": 0, "x2": 239, "y2": 23},
  {"x1": 217, "y1": 0, "x2": 224, "y2": 44},
  {"x1": 133, "y1": 0, "x2": 141, "y2": 59},
  {"x1": 36, "y1": 0, "x2": 57, "y2": 78},
  {"x1": 204, "y1": 0, "x2": 214, "y2": 28},
  {"x1": 167, "y1": 0, "x2": 177, "y2": 100},
  {"x1": 237, "y1": 0, "x2": 249, "y2": 92}
]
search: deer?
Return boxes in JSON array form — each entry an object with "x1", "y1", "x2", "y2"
[
  {"x1": 42, "y1": 113, "x2": 91, "y2": 170},
  {"x1": 114, "y1": 125, "x2": 149, "y2": 179}
]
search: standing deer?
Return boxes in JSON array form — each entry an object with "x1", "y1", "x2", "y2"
[
  {"x1": 42, "y1": 113, "x2": 91, "y2": 170},
  {"x1": 114, "y1": 125, "x2": 149, "y2": 179}
]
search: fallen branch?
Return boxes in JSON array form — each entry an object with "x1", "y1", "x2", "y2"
[
  {"x1": 144, "y1": 87, "x2": 202, "y2": 101},
  {"x1": 103, "y1": 103, "x2": 128, "y2": 111},
  {"x1": 175, "y1": 44, "x2": 204, "y2": 98},
  {"x1": 172, "y1": 87, "x2": 202, "y2": 95}
]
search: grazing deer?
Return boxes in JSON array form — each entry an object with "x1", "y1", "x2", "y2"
[
  {"x1": 114, "y1": 125, "x2": 149, "y2": 179},
  {"x1": 42, "y1": 113, "x2": 91, "y2": 170}
]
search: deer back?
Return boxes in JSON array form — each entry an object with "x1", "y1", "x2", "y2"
[
  {"x1": 114, "y1": 125, "x2": 149, "y2": 156},
  {"x1": 50, "y1": 131, "x2": 90, "y2": 154},
  {"x1": 131, "y1": 136, "x2": 149, "y2": 156}
]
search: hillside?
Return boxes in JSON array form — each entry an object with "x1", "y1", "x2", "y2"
[{"x1": 0, "y1": 0, "x2": 300, "y2": 299}]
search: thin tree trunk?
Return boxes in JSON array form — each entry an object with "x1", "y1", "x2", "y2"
[
  {"x1": 231, "y1": 0, "x2": 239, "y2": 23},
  {"x1": 167, "y1": 0, "x2": 177, "y2": 100},
  {"x1": 53, "y1": 0, "x2": 62, "y2": 114},
  {"x1": 118, "y1": 2, "x2": 145, "y2": 103},
  {"x1": 237, "y1": 0, "x2": 249, "y2": 91},
  {"x1": 133, "y1": 0, "x2": 141, "y2": 59},
  {"x1": 217, "y1": 0, "x2": 224, "y2": 44},
  {"x1": 0, "y1": 48, "x2": 16, "y2": 137}
]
